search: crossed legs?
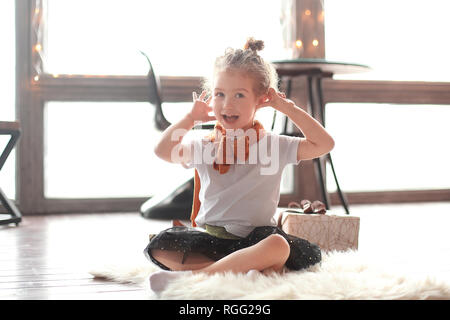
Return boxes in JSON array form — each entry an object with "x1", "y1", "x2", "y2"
[{"x1": 150, "y1": 234, "x2": 290, "y2": 275}]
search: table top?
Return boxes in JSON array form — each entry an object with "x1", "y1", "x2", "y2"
[{"x1": 272, "y1": 58, "x2": 370, "y2": 77}]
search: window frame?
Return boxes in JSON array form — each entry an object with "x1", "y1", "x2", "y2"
[
  {"x1": 323, "y1": 79, "x2": 450, "y2": 204},
  {"x1": 13, "y1": 0, "x2": 450, "y2": 215}
]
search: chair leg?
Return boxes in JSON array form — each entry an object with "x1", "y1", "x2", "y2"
[{"x1": 0, "y1": 187, "x2": 21, "y2": 226}]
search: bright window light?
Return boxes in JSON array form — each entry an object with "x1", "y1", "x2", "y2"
[
  {"x1": 325, "y1": 0, "x2": 450, "y2": 81},
  {"x1": 326, "y1": 103, "x2": 450, "y2": 192},
  {"x1": 45, "y1": 0, "x2": 284, "y2": 76}
]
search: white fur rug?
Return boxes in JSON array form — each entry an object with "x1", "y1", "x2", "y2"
[{"x1": 89, "y1": 250, "x2": 450, "y2": 300}]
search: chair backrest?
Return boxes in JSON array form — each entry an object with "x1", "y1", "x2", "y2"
[{"x1": 140, "y1": 51, "x2": 171, "y2": 131}]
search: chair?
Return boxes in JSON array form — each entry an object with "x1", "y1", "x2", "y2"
[
  {"x1": 139, "y1": 53, "x2": 210, "y2": 220},
  {"x1": 0, "y1": 121, "x2": 22, "y2": 226}
]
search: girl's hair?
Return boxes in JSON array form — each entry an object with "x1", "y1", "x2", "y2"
[{"x1": 203, "y1": 37, "x2": 279, "y2": 97}]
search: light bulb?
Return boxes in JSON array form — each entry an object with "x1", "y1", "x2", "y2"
[
  {"x1": 295, "y1": 40, "x2": 303, "y2": 48},
  {"x1": 34, "y1": 44, "x2": 42, "y2": 52},
  {"x1": 318, "y1": 11, "x2": 325, "y2": 22},
  {"x1": 305, "y1": 10, "x2": 311, "y2": 16},
  {"x1": 312, "y1": 39, "x2": 319, "y2": 47}
]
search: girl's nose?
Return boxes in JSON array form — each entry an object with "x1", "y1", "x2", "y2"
[{"x1": 223, "y1": 98, "x2": 234, "y2": 110}]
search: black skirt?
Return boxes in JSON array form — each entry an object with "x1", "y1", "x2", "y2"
[{"x1": 143, "y1": 226, "x2": 321, "y2": 271}]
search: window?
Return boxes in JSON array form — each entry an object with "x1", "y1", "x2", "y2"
[
  {"x1": 0, "y1": 0, "x2": 16, "y2": 200},
  {"x1": 46, "y1": 0, "x2": 285, "y2": 76},
  {"x1": 17, "y1": 0, "x2": 450, "y2": 214},
  {"x1": 323, "y1": 0, "x2": 450, "y2": 198},
  {"x1": 325, "y1": 0, "x2": 450, "y2": 81},
  {"x1": 41, "y1": 0, "x2": 288, "y2": 201},
  {"x1": 44, "y1": 101, "x2": 195, "y2": 198},
  {"x1": 325, "y1": 103, "x2": 450, "y2": 192},
  {"x1": 16, "y1": 0, "x2": 292, "y2": 213}
]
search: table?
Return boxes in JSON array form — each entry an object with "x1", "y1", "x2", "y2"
[
  {"x1": 0, "y1": 121, "x2": 22, "y2": 226},
  {"x1": 272, "y1": 59, "x2": 370, "y2": 214}
]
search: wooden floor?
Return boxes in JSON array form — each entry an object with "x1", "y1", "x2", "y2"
[{"x1": 1, "y1": 201, "x2": 450, "y2": 300}]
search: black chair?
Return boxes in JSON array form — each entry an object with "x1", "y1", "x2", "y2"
[
  {"x1": 139, "y1": 53, "x2": 213, "y2": 220},
  {"x1": 140, "y1": 51, "x2": 171, "y2": 132}
]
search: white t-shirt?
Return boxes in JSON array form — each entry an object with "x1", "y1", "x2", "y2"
[{"x1": 183, "y1": 132, "x2": 301, "y2": 237}]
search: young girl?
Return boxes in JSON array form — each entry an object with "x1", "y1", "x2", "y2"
[{"x1": 145, "y1": 38, "x2": 335, "y2": 293}]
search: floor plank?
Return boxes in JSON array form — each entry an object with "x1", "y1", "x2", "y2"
[
  {"x1": 0, "y1": 212, "x2": 168, "y2": 300},
  {"x1": 1, "y1": 202, "x2": 450, "y2": 299}
]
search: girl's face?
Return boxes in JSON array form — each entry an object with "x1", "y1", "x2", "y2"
[{"x1": 212, "y1": 69, "x2": 265, "y2": 130}]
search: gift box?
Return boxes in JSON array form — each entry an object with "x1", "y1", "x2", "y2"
[{"x1": 278, "y1": 209, "x2": 360, "y2": 252}]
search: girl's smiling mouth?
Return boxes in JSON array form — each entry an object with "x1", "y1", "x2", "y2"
[{"x1": 222, "y1": 114, "x2": 239, "y2": 123}]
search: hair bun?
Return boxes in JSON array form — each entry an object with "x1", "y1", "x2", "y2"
[{"x1": 244, "y1": 37, "x2": 264, "y2": 52}]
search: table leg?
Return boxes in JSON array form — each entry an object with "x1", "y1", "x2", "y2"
[
  {"x1": 326, "y1": 153, "x2": 350, "y2": 214},
  {"x1": 280, "y1": 75, "x2": 350, "y2": 214},
  {"x1": 307, "y1": 75, "x2": 332, "y2": 210},
  {"x1": 314, "y1": 76, "x2": 350, "y2": 214},
  {"x1": 281, "y1": 79, "x2": 293, "y2": 135}
]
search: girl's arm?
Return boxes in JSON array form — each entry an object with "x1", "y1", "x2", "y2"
[
  {"x1": 154, "y1": 91, "x2": 215, "y2": 164},
  {"x1": 257, "y1": 88, "x2": 335, "y2": 161},
  {"x1": 153, "y1": 114, "x2": 195, "y2": 163}
]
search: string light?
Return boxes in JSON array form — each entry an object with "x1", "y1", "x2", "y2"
[
  {"x1": 317, "y1": 10, "x2": 325, "y2": 23},
  {"x1": 287, "y1": 3, "x2": 324, "y2": 58},
  {"x1": 33, "y1": 75, "x2": 39, "y2": 82},
  {"x1": 34, "y1": 43, "x2": 42, "y2": 52}
]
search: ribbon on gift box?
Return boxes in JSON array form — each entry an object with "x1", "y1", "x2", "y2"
[{"x1": 287, "y1": 199, "x2": 327, "y2": 214}]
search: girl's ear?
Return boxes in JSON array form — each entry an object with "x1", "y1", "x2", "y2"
[
  {"x1": 255, "y1": 92, "x2": 270, "y2": 111},
  {"x1": 257, "y1": 92, "x2": 270, "y2": 105}
]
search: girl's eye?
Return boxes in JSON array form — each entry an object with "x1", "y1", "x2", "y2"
[
  {"x1": 236, "y1": 93, "x2": 245, "y2": 98},
  {"x1": 215, "y1": 92, "x2": 224, "y2": 97}
]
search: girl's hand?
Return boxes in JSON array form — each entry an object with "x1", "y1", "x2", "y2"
[
  {"x1": 256, "y1": 87, "x2": 295, "y2": 113},
  {"x1": 187, "y1": 91, "x2": 216, "y2": 123}
]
